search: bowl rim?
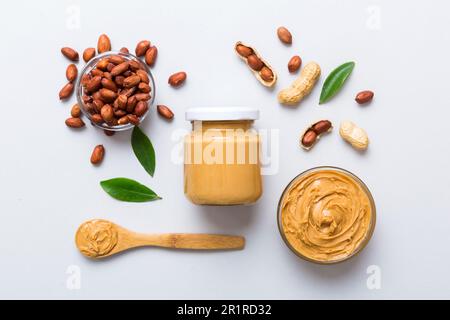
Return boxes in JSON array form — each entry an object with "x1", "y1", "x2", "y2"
[
  {"x1": 75, "y1": 51, "x2": 156, "y2": 132},
  {"x1": 276, "y1": 166, "x2": 377, "y2": 265}
]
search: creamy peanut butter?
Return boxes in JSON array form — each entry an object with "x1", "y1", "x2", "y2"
[
  {"x1": 184, "y1": 120, "x2": 262, "y2": 205},
  {"x1": 75, "y1": 219, "x2": 118, "y2": 258},
  {"x1": 279, "y1": 168, "x2": 375, "y2": 263}
]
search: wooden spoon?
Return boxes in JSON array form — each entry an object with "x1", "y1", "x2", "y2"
[{"x1": 75, "y1": 219, "x2": 245, "y2": 259}]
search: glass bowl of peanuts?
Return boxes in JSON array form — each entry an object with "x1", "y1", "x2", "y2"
[{"x1": 76, "y1": 51, "x2": 155, "y2": 131}]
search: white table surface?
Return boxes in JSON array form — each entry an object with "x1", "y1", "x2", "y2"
[{"x1": 1, "y1": 0, "x2": 449, "y2": 299}]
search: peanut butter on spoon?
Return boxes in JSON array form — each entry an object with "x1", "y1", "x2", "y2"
[{"x1": 75, "y1": 219, "x2": 245, "y2": 259}]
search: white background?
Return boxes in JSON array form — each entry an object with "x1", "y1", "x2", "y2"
[{"x1": 0, "y1": 0, "x2": 449, "y2": 299}]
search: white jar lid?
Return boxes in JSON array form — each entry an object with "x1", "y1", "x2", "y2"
[{"x1": 185, "y1": 107, "x2": 260, "y2": 121}]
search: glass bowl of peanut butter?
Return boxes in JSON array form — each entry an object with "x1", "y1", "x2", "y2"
[{"x1": 277, "y1": 166, "x2": 376, "y2": 264}]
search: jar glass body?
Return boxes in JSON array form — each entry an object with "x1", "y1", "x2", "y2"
[{"x1": 184, "y1": 120, "x2": 262, "y2": 205}]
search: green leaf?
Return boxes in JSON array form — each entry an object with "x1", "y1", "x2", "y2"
[
  {"x1": 131, "y1": 126, "x2": 155, "y2": 177},
  {"x1": 319, "y1": 61, "x2": 355, "y2": 104},
  {"x1": 100, "y1": 178, "x2": 161, "y2": 202}
]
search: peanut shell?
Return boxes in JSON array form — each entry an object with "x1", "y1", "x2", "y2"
[{"x1": 234, "y1": 41, "x2": 277, "y2": 87}]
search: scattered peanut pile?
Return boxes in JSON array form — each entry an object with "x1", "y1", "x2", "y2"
[
  {"x1": 58, "y1": 34, "x2": 186, "y2": 165},
  {"x1": 236, "y1": 26, "x2": 375, "y2": 151}
]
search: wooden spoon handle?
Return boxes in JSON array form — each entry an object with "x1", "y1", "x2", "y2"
[{"x1": 133, "y1": 233, "x2": 245, "y2": 250}]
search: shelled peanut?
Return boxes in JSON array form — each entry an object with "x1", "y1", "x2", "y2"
[
  {"x1": 80, "y1": 54, "x2": 152, "y2": 126},
  {"x1": 355, "y1": 90, "x2": 374, "y2": 104},
  {"x1": 168, "y1": 72, "x2": 187, "y2": 87},
  {"x1": 288, "y1": 56, "x2": 302, "y2": 73},
  {"x1": 277, "y1": 27, "x2": 292, "y2": 44},
  {"x1": 157, "y1": 105, "x2": 174, "y2": 120},
  {"x1": 90, "y1": 145, "x2": 105, "y2": 165},
  {"x1": 235, "y1": 42, "x2": 277, "y2": 87},
  {"x1": 83, "y1": 48, "x2": 96, "y2": 63}
]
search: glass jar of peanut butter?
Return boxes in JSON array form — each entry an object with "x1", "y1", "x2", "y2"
[{"x1": 184, "y1": 107, "x2": 262, "y2": 205}]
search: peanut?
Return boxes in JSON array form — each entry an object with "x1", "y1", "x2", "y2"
[
  {"x1": 83, "y1": 48, "x2": 96, "y2": 62},
  {"x1": 355, "y1": 90, "x2": 374, "y2": 104},
  {"x1": 71, "y1": 104, "x2": 81, "y2": 118},
  {"x1": 119, "y1": 47, "x2": 129, "y2": 54},
  {"x1": 116, "y1": 95, "x2": 128, "y2": 110},
  {"x1": 117, "y1": 115, "x2": 130, "y2": 125},
  {"x1": 86, "y1": 76, "x2": 102, "y2": 93},
  {"x1": 81, "y1": 74, "x2": 91, "y2": 86},
  {"x1": 277, "y1": 27, "x2": 292, "y2": 44},
  {"x1": 66, "y1": 64, "x2": 78, "y2": 82},
  {"x1": 312, "y1": 120, "x2": 332, "y2": 134},
  {"x1": 260, "y1": 67, "x2": 274, "y2": 82},
  {"x1": 123, "y1": 75, "x2": 141, "y2": 88},
  {"x1": 110, "y1": 62, "x2": 129, "y2": 76},
  {"x1": 90, "y1": 145, "x2": 105, "y2": 165},
  {"x1": 136, "y1": 70, "x2": 149, "y2": 83},
  {"x1": 91, "y1": 69, "x2": 103, "y2": 77},
  {"x1": 59, "y1": 83, "x2": 74, "y2": 100},
  {"x1": 82, "y1": 94, "x2": 92, "y2": 104},
  {"x1": 301, "y1": 130, "x2": 317, "y2": 148},
  {"x1": 135, "y1": 40, "x2": 151, "y2": 57},
  {"x1": 99, "y1": 88, "x2": 117, "y2": 102},
  {"x1": 145, "y1": 46, "x2": 158, "y2": 67},
  {"x1": 288, "y1": 56, "x2": 302, "y2": 73},
  {"x1": 65, "y1": 117, "x2": 85, "y2": 128},
  {"x1": 115, "y1": 76, "x2": 125, "y2": 87},
  {"x1": 236, "y1": 44, "x2": 253, "y2": 57},
  {"x1": 129, "y1": 60, "x2": 142, "y2": 72},
  {"x1": 134, "y1": 93, "x2": 151, "y2": 101},
  {"x1": 101, "y1": 78, "x2": 118, "y2": 91},
  {"x1": 127, "y1": 114, "x2": 140, "y2": 125},
  {"x1": 93, "y1": 99, "x2": 104, "y2": 113},
  {"x1": 134, "y1": 101, "x2": 148, "y2": 117},
  {"x1": 114, "y1": 109, "x2": 127, "y2": 118},
  {"x1": 300, "y1": 120, "x2": 332, "y2": 150},
  {"x1": 97, "y1": 34, "x2": 111, "y2": 53},
  {"x1": 96, "y1": 58, "x2": 110, "y2": 71},
  {"x1": 91, "y1": 114, "x2": 104, "y2": 124},
  {"x1": 339, "y1": 121, "x2": 369, "y2": 150},
  {"x1": 84, "y1": 103, "x2": 96, "y2": 114},
  {"x1": 247, "y1": 55, "x2": 264, "y2": 71},
  {"x1": 61, "y1": 47, "x2": 79, "y2": 61},
  {"x1": 106, "y1": 63, "x2": 115, "y2": 72},
  {"x1": 122, "y1": 87, "x2": 137, "y2": 98},
  {"x1": 109, "y1": 55, "x2": 126, "y2": 65},
  {"x1": 138, "y1": 82, "x2": 151, "y2": 93},
  {"x1": 103, "y1": 72, "x2": 112, "y2": 80},
  {"x1": 168, "y1": 72, "x2": 187, "y2": 87},
  {"x1": 126, "y1": 96, "x2": 137, "y2": 113},
  {"x1": 100, "y1": 104, "x2": 114, "y2": 122},
  {"x1": 157, "y1": 105, "x2": 174, "y2": 120},
  {"x1": 104, "y1": 129, "x2": 115, "y2": 136},
  {"x1": 278, "y1": 62, "x2": 321, "y2": 105}
]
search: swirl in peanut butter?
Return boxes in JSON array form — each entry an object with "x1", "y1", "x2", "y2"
[
  {"x1": 76, "y1": 220, "x2": 118, "y2": 258},
  {"x1": 280, "y1": 169, "x2": 374, "y2": 263}
]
